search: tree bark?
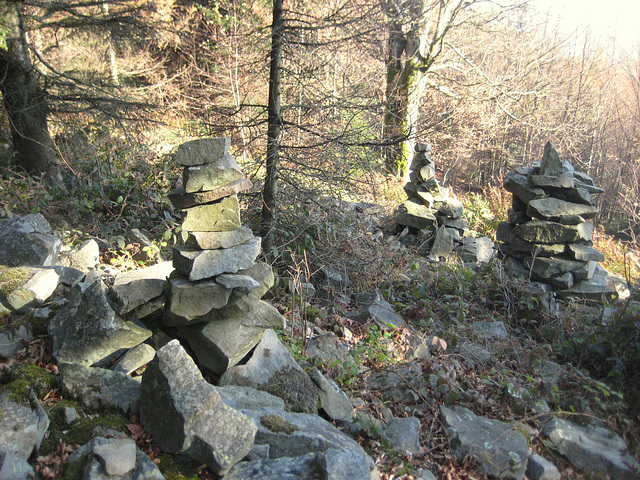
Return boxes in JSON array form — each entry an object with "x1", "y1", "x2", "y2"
[
  {"x1": 383, "y1": 0, "x2": 468, "y2": 179},
  {"x1": 260, "y1": 0, "x2": 284, "y2": 254},
  {"x1": 0, "y1": 2, "x2": 61, "y2": 185}
]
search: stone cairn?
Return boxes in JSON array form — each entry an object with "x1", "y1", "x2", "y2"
[
  {"x1": 395, "y1": 142, "x2": 493, "y2": 264},
  {"x1": 165, "y1": 137, "x2": 285, "y2": 375},
  {"x1": 496, "y1": 141, "x2": 617, "y2": 301}
]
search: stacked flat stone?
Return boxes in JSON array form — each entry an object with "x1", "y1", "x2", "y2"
[
  {"x1": 496, "y1": 142, "x2": 616, "y2": 301},
  {"x1": 164, "y1": 138, "x2": 285, "y2": 374},
  {"x1": 395, "y1": 142, "x2": 469, "y2": 259}
]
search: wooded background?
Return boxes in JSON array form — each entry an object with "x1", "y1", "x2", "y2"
[{"x1": 1, "y1": 0, "x2": 639, "y2": 243}]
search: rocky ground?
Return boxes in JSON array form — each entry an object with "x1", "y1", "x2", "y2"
[{"x1": 1, "y1": 199, "x2": 640, "y2": 480}]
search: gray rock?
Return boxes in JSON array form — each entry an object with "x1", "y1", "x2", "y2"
[
  {"x1": 0, "y1": 391, "x2": 49, "y2": 460},
  {"x1": 163, "y1": 276, "x2": 232, "y2": 325},
  {"x1": 529, "y1": 173, "x2": 574, "y2": 188},
  {"x1": 548, "y1": 271, "x2": 574, "y2": 289},
  {"x1": 456, "y1": 237, "x2": 494, "y2": 264},
  {"x1": 219, "y1": 330, "x2": 318, "y2": 413},
  {"x1": 470, "y1": 321, "x2": 508, "y2": 339},
  {"x1": 542, "y1": 417, "x2": 640, "y2": 480},
  {"x1": 383, "y1": 417, "x2": 421, "y2": 455},
  {"x1": 169, "y1": 178, "x2": 252, "y2": 209},
  {"x1": 63, "y1": 239, "x2": 100, "y2": 271},
  {"x1": 139, "y1": 340, "x2": 256, "y2": 475},
  {"x1": 182, "y1": 154, "x2": 243, "y2": 193},
  {"x1": 365, "y1": 363, "x2": 428, "y2": 404},
  {"x1": 526, "y1": 454, "x2": 561, "y2": 480},
  {"x1": 512, "y1": 220, "x2": 593, "y2": 244},
  {"x1": 308, "y1": 368, "x2": 354, "y2": 421},
  {"x1": 440, "y1": 405, "x2": 529, "y2": 479},
  {"x1": 430, "y1": 226, "x2": 455, "y2": 258},
  {"x1": 458, "y1": 343, "x2": 494, "y2": 368},
  {"x1": 111, "y1": 343, "x2": 156, "y2": 375},
  {"x1": 523, "y1": 256, "x2": 585, "y2": 280},
  {"x1": 181, "y1": 195, "x2": 242, "y2": 233},
  {"x1": 59, "y1": 364, "x2": 141, "y2": 414},
  {"x1": 437, "y1": 198, "x2": 464, "y2": 218},
  {"x1": 504, "y1": 171, "x2": 546, "y2": 204},
  {"x1": 0, "y1": 449, "x2": 34, "y2": 480},
  {"x1": 224, "y1": 452, "x2": 321, "y2": 480},
  {"x1": 218, "y1": 386, "x2": 286, "y2": 411},
  {"x1": 174, "y1": 137, "x2": 231, "y2": 166},
  {"x1": 217, "y1": 273, "x2": 261, "y2": 291},
  {"x1": 415, "y1": 469, "x2": 437, "y2": 480},
  {"x1": 0, "y1": 323, "x2": 33, "y2": 358},
  {"x1": 173, "y1": 237, "x2": 261, "y2": 281},
  {"x1": 437, "y1": 215, "x2": 469, "y2": 230},
  {"x1": 567, "y1": 244, "x2": 605, "y2": 262},
  {"x1": 186, "y1": 226, "x2": 254, "y2": 250},
  {"x1": 395, "y1": 200, "x2": 438, "y2": 230},
  {"x1": 241, "y1": 407, "x2": 374, "y2": 479},
  {"x1": 0, "y1": 266, "x2": 59, "y2": 312},
  {"x1": 111, "y1": 261, "x2": 174, "y2": 315},
  {"x1": 539, "y1": 142, "x2": 572, "y2": 177},
  {"x1": 0, "y1": 214, "x2": 62, "y2": 267},
  {"x1": 69, "y1": 436, "x2": 164, "y2": 480},
  {"x1": 306, "y1": 333, "x2": 351, "y2": 364},
  {"x1": 357, "y1": 298, "x2": 406, "y2": 330},
  {"x1": 62, "y1": 406, "x2": 80, "y2": 425},
  {"x1": 93, "y1": 438, "x2": 137, "y2": 476},
  {"x1": 528, "y1": 198, "x2": 597, "y2": 222},
  {"x1": 48, "y1": 279, "x2": 152, "y2": 366}
]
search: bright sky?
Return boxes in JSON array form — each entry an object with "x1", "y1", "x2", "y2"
[{"x1": 531, "y1": 0, "x2": 640, "y2": 52}]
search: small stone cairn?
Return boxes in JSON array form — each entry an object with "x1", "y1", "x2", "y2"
[
  {"x1": 165, "y1": 138, "x2": 285, "y2": 374},
  {"x1": 395, "y1": 142, "x2": 493, "y2": 263},
  {"x1": 496, "y1": 141, "x2": 617, "y2": 301}
]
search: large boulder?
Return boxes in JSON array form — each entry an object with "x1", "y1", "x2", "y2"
[{"x1": 139, "y1": 340, "x2": 256, "y2": 475}]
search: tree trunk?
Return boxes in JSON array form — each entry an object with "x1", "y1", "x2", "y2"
[
  {"x1": 260, "y1": 0, "x2": 284, "y2": 254},
  {"x1": 0, "y1": 2, "x2": 61, "y2": 185}
]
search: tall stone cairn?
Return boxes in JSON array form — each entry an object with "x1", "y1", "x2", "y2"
[
  {"x1": 165, "y1": 138, "x2": 285, "y2": 374},
  {"x1": 496, "y1": 141, "x2": 617, "y2": 301},
  {"x1": 395, "y1": 142, "x2": 493, "y2": 263}
]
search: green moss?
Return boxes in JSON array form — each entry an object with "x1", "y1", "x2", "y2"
[
  {"x1": 65, "y1": 413, "x2": 128, "y2": 446},
  {"x1": 60, "y1": 454, "x2": 89, "y2": 480},
  {"x1": 258, "y1": 366, "x2": 318, "y2": 413},
  {"x1": 0, "y1": 379, "x2": 32, "y2": 403},
  {"x1": 157, "y1": 453, "x2": 201, "y2": 480},
  {"x1": 40, "y1": 400, "x2": 84, "y2": 454},
  {"x1": 9, "y1": 364, "x2": 57, "y2": 398},
  {"x1": 0, "y1": 266, "x2": 31, "y2": 297},
  {"x1": 260, "y1": 414, "x2": 300, "y2": 435}
]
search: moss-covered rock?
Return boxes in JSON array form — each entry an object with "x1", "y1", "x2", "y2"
[
  {"x1": 258, "y1": 366, "x2": 319, "y2": 414},
  {"x1": 260, "y1": 414, "x2": 300, "y2": 435}
]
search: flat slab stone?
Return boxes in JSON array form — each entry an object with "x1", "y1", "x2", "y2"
[
  {"x1": 440, "y1": 405, "x2": 529, "y2": 479},
  {"x1": 174, "y1": 137, "x2": 231, "y2": 166},
  {"x1": 182, "y1": 154, "x2": 244, "y2": 193},
  {"x1": 187, "y1": 226, "x2": 254, "y2": 250},
  {"x1": 181, "y1": 195, "x2": 242, "y2": 232},
  {"x1": 111, "y1": 343, "x2": 156, "y2": 375},
  {"x1": 528, "y1": 198, "x2": 597, "y2": 222},
  {"x1": 395, "y1": 200, "x2": 438, "y2": 230},
  {"x1": 0, "y1": 266, "x2": 59, "y2": 312},
  {"x1": 356, "y1": 298, "x2": 406, "y2": 330},
  {"x1": 173, "y1": 237, "x2": 261, "y2": 281},
  {"x1": 308, "y1": 368, "x2": 354, "y2": 421},
  {"x1": 504, "y1": 171, "x2": 546, "y2": 204},
  {"x1": 93, "y1": 438, "x2": 137, "y2": 476},
  {"x1": 111, "y1": 261, "x2": 174, "y2": 315},
  {"x1": 567, "y1": 244, "x2": 605, "y2": 262},
  {"x1": 542, "y1": 417, "x2": 640, "y2": 479},
  {"x1": 513, "y1": 220, "x2": 593, "y2": 244},
  {"x1": 169, "y1": 178, "x2": 252, "y2": 209},
  {"x1": 383, "y1": 417, "x2": 421, "y2": 455},
  {"x1": 164, "y1": 276, "x2": 233, "y2": 325},
  {"x1": 523, "y1": 256, "x2": 586, "y2": 280}
]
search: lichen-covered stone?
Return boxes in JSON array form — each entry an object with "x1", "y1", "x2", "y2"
[
  {"x1": 169, "y1": 178, "x2": 252, "y2": 209},
  {"x1": 181, "y1": 195, "x2": 241, "y2": 233},
  {"x1": 174, "y1": 137, "x2": 231, "y2": 166},
  {"x1": 182, "y1": 154, "x2": 244, "y2": 193},
  {"x1": 186, "y1": 226, "x2": 254, "y2": 250}
]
